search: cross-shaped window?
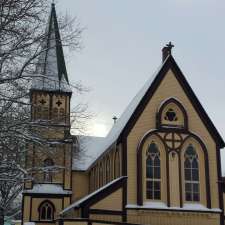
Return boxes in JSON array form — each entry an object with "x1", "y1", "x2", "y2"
[
  {"x1": 56, "y1": 100, "x2": 62, "y2": 107},
  {"x1": 39, "y1": 99, "x2": 46, "y2": 105}
]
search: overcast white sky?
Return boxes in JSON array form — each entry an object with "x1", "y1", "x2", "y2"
[{"x1": 56, "y1": 1, "x2": 225, "y2": 171}]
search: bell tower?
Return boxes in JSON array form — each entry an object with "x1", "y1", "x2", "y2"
[{"x1": 22, "y1": 4, "x2": 73, "y2": 224}]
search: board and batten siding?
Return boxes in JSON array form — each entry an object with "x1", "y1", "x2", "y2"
[{"x1": 127, "y1": 69, "x2": 218, "y2": 208}]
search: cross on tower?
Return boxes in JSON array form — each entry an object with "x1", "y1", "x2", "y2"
[
  {"x1": 39, "y1": 99, "x2": 46, "y2": 105},
  {"x1": 56, "y1": 100, "x2": 62, "y2": 107}
]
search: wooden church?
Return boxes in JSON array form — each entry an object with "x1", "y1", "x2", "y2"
[{"x1": 21, "y1": 3, "x2": 225, "y2": 225}]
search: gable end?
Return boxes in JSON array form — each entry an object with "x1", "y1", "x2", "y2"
[{"x1": 119, "y1": 56, "x2": 224, "y2": 148}]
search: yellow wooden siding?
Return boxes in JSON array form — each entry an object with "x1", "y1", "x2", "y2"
[
  {"x1": 64, "y1": 222, "x2": 87, "y2": 225},
  {"x1": 72, "y1": 171, "x2": 89, "y2": 202},
  {"x1": 127, "y1": 210, "x2": 220, "y2": 225},
  {"x1": 23, "y1": 196, "x2": 31, "y2": 222},
  {"x1": 127, "y1": 69, "x2": 218, "y2": 208},
  {"x1": 90, "y1": 214, "x2": 121, "y2": 223},
  {"x1": 90, "y1": 188, "x2": 123, "y2": 210}
]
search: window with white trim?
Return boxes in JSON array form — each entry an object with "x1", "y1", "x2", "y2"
[
  {"x1": 184, "y1": 144, "x2": 200, "y2": 202},
  {"x1": 146, "y1": 142, "x2": 161, "y2": 200}
]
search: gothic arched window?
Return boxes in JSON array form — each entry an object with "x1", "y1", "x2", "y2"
[
  {"x1": 39, "y1": 201, "x2": 55, "y2": 221},
  {"x1": 42, "y1": 106, "x2": 49, "y2": 120},
  {"x1": 94, "y1": 166, "x2": 98, "y2": 189},
  {"x1": 99, "y1": 162, "x2": 103, "y2": 187},
  {"x1": 106, "y1": 156, "x2": 110, "y2": 183},
  {"x1": 158, "y1": 98, "x2": 187, "y2": 129},
  {"x1": 146, "y1": 142, "x2": 161, "y2": 200},
  {"x1": 36, "y1": 106, "x2": 42, "y2": 120},
  {"x1": 114, "y1": 149, "x2": 120, "y2": 178},
  {"x1": 43, "y1": 158, "x2": 54, "y2": 182},
  {"x1": 52, "y1": 108, "x2": 59, "y2": 121},
  {"x1": 90, "y1": 168, "x2": 94, "y2": 192},
  {"x1": 59, "y1": 108, "x2": 65, "y2": 122},
  {"x1": 184, "y1": 145, "x2": 200, "y2": 202}
]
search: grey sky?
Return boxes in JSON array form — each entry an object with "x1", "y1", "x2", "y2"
[{"x1": 57, "y1": 1, "x2": 225, "y2": 170}]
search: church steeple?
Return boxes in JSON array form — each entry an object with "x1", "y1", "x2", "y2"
[{"x1": 32, "y1": 3, "x2": 71, "y2": 93}]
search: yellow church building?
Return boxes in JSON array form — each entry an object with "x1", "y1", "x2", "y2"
[{"x1": 22, "y1": 3, "x2": 225, "y2": 225}]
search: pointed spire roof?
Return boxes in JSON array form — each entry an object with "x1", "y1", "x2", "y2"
[{"x1": 31, "y1": 3, "x2": 71, "y2": 93}]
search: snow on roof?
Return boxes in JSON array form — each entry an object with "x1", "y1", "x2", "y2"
[
  {"x1": 72, "y1": 135, "x2": 106, "y2": 171},
  {"x1": 31, "y1": 74, "x2": 71, "y2": 93},
  {"x1": 61, "y1": 176, "x2": 126, "y2": 215},
  {"x1": 23, "y1": 184, "x2": 72, "y2": 195},
  {"x1": 74, "y1": 59, "x2": 167, "y2": 171}
]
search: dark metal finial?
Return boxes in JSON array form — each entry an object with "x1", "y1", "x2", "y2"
[{"x1": 113, "y1": 116, "x2": 118, "y2": 124}]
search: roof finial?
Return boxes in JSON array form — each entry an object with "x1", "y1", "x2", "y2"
[
  {"x1": 113, "y1": 116, "x2": 118, "y2": 124},
  {"x1": 166, "y1": 41, "x2": 174, "y2": 52},
  {"x1": 162, "y1": 41, "x2": 174, "y2": 62}
]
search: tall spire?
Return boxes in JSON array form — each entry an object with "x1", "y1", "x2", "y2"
[{"x1": 32, "y1": 3, "x2": 71, "y2": 92}]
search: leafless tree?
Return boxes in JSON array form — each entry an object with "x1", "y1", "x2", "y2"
[{"x1": 0, "y1": 0, "x2": 87, "y2": 224}]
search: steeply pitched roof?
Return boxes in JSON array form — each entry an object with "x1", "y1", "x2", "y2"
[
  {"x1": 31, "y1": 3, "x2": 71, "y2": 93},
  {"x1": 82, "y1": 55, "x2": 224, "y2": 170},
  {"x1": 72, "y1": 135, "x2": 106, "y2": 171},
  {"x1": 119, "y1": 55, "x2": 225, "y2": 147}
]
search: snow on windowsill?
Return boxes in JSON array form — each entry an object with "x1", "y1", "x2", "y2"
[{"x1": 126, "y1": 202, "x2": 221, "y2": 212}]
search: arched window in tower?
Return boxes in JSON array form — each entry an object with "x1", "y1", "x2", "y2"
[
  {"x1": 114, "y1": 149, "x2": 120, "y2": 178},
  {"x1": 146, "y1": 142, "x2": 161, "y2": 200},
  {"x1": 43, "y1": 158, "x2": 54, "y2": 182},
  {"x1": 106, "y1": 156, "x2": 110, "y2": 183},
  {"x1": 42, "y1": 106, "x2": 49, "y2": 120},
  {"x1": 52, "y1": 107, "x2": 59, "y2": 121},
  {"x1": 184, "y1": 145, "x2": 200, "y2": 202},
  {"x1": 59, "y1": 108, "x2": 65, "y2": 122},
  {"x1": 39, "y1": 201, "x2": 55, "y2": 221},
  {"x1": 36, "y1": 105, "x2": 42, "y2": 120}
]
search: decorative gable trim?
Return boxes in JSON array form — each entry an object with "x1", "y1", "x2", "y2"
[{"x1": 119, "y1": 55, "x2": 224, "y2": 148}]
